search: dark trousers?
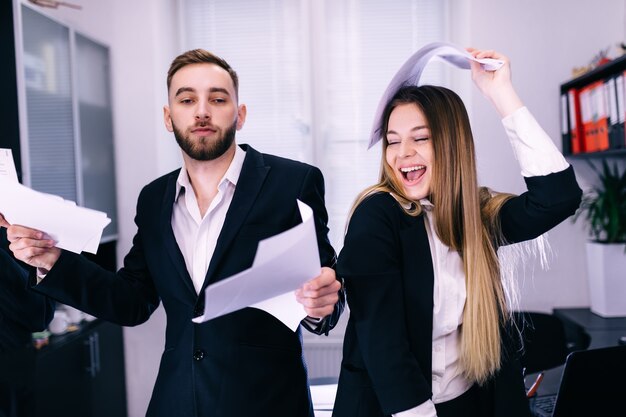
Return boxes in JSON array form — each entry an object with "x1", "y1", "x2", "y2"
[{"x1": 435, "y1": 385, "x2": 481, "y2": 417}]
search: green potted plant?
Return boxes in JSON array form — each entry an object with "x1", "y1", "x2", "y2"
[{"x1": 573, "y1": 160, "x2": 626, "y2": 317}]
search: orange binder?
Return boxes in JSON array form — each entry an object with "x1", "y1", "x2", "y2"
[
  {"x1": 579, "y1": 83, "x2": 595, "y2": 152},
  {"x1": 591, "y1": 80, "x2": 610, "y2": 152}
]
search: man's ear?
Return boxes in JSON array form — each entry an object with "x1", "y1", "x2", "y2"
[
  {"x1": 236, "y1": 104, "x2": 247, "y2": 130},
  {"x1": 163, "y1": 105, "x2": 173, "y2": 132}
]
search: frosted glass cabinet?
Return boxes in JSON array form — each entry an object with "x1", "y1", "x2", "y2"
[{"x1": 14, "y1": 3, "x2": 118, "y2": 241}]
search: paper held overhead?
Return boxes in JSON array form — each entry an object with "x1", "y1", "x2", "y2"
[
  {"x1": 192, "y1": 200, "x2": 320, "y2": 331},
  {"x1": 368, "y1": 41, "x2": 504, "y2": 149},
  {"x1": 0, "y1": 148, "x2": 110, "y2": 254}
]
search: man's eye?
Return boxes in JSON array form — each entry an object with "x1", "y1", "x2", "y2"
[
  {"x1": 180, "y1": 98, "x2": 193, "y2": 104},
  {"x1": 211, "y1": 98, "x2": 226, "y2": 104}
]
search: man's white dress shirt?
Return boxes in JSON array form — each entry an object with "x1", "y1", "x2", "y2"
[{"x1": 171, "y1": 146, "x2": 246, "y2": 294}]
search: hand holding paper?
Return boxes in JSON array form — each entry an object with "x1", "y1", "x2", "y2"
[
  {"x1": 0, "y1": 148, "x2": 111, "y2": 255},
  {"x1": 295, "y1": 266, "x2": 340, "y2": 319},
  {"x1": 466, "y1": 48, "x2": 524, "y2": 118},
  {"x1": 193, "y1": 200, "x2": 326, "y2": 331}
]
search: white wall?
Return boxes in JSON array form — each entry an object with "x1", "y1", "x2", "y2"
[
  {"x1": 107, "y1": 2, "x2": 179, "y2": 416},
  {"x1": 462, "y1": 0, "x2": 626, "y2": 311},
  {"x1": 16, "y1": 1, "x2": 178, "y2": 415}
]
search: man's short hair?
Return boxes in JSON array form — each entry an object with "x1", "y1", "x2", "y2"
[{"x1": 167, "y1": 49, "x2": 239, "y2": 98}]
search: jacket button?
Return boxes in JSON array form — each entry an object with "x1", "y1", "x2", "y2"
[
  {"x1": 193, "y1": 305, "x2": 204, "y2": 317},
  {"x1": 193, "y1": 349, "x2": 205, "y2": 361}
]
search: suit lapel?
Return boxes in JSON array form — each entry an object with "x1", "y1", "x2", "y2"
[
  {"x1": 401, "y1": 215, "x2": 434, "y2": 317},
  {"x1": 160, "y1": 171, "x2": 196, "y2": 295},
  {"x1": 202, "y1": 145, "x2": 270, "y2": 289}
]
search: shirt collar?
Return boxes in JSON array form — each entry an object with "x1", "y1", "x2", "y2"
[
  {"x1": 389, "y1": 192, "x2": 434, "y2": 212},
  {"x1": 175, "y1": 145, "x2": 247, "y2": 201},
  {"x1": 420, "y1": 198, "x2": 434, "y2": 212}
]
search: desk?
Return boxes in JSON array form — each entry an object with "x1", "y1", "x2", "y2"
[
  {"x1": 525, "y1": 308, "x2": 626, "y2": 397},
  {"x1": 554, "y1": 308, "x2": 626, "y2": 348},
  {"x1": 310, "y1": 381, "x2": 337, "y2": 417}
]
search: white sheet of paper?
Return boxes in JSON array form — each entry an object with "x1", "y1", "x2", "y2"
[
  {"x1": 0, "y1": 149, "x2": 19, "y2": 182},
  {"x1": 368, "y1": 41, "x2": 505, "y2": 148},
  {"x1": 251, "y1": 292, "x2": 305, "y2": 332},
  {"x1": 192, "y1": 200, "x2": 320, "y2": 329},
  {"x1": 430, "y1": 42, "x2": 504, "y2": 71},
  {"x1": 0, "y1": 179, "x2": 111, "y2": 254}
]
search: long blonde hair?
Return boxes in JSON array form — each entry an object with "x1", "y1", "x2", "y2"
[{"x1": 351, "y1": 85, "x2": 514, "y2": 384}]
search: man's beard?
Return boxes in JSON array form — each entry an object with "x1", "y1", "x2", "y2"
[{"x1": 173, "y1": 119, "x2": 237, "y2": 161}]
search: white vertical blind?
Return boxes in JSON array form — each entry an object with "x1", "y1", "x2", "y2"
[
  {"x1": 181, "y1": 0, "x2": 448, "y2": 250},
  {"x1": 182, "y1": 0, "x2": 312, "y2": 163},
  {"x1": 316, "y1": 0, "x2": 448, "y2": 247}
]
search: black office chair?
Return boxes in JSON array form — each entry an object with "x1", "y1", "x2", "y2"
[{"x1": 513, "y1": 312, "x2": 573, "y2": 374}]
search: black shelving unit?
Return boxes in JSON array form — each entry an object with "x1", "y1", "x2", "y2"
[
  {"x1": 560, "y1": 55, "x2": 626, "y2": 158},
  {"x1": 560, "y1": 55, "x2": 626, "y2": 93}
]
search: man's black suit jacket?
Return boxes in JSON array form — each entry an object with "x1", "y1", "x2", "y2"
[
  {"x1": 333, "y1": 167, "x2": 582, "y2": 417},
  {"x1": 0, "y1": 228, "x2": 54, "y2": 417},
  {"x1": 32, "y1": 145, "x2": 338, "y2": 417}
]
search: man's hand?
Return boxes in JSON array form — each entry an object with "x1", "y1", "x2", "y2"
[
  {"x1": 6, "y1": 224, "x2": 61, "y2": 273},
  {"x1": 295, "y1": 267, "x2": 341, "y2": 319}
]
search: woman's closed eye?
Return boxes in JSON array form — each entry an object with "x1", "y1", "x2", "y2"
[{"x1": 386, "y1": 134, "x2": 401, "y2": 145}]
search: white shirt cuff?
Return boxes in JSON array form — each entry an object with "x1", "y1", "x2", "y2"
[
  {"x1": 392, "y1": 399, "x2": 438, "y2": 417},
  {"x1": 36, "y1": 268, "x2": 47, "y2": 284},
  {"x1": 501, "y1": 106, "x2": 569, "y2": 177}
]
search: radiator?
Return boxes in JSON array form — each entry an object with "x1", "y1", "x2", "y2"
[{"x1": 303, "y1": 339, "x2": 343, "y2": 380}]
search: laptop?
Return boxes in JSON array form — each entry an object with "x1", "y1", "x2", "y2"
[{"x1": 530, "y1": 345, "x2": 626, "y2": 417}]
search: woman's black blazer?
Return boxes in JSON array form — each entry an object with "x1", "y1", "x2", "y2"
[{"x1": 333, "y1": 166, "x2": 582, "y2": 417}]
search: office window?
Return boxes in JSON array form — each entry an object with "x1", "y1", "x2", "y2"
[{"x1": 180, "y1": 0, "x2": 449, "y2": 249}]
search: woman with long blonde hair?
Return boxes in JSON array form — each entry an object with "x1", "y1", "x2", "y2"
[{"x1": 332, "y1": 49, "x2": 581, "y2": 417}]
